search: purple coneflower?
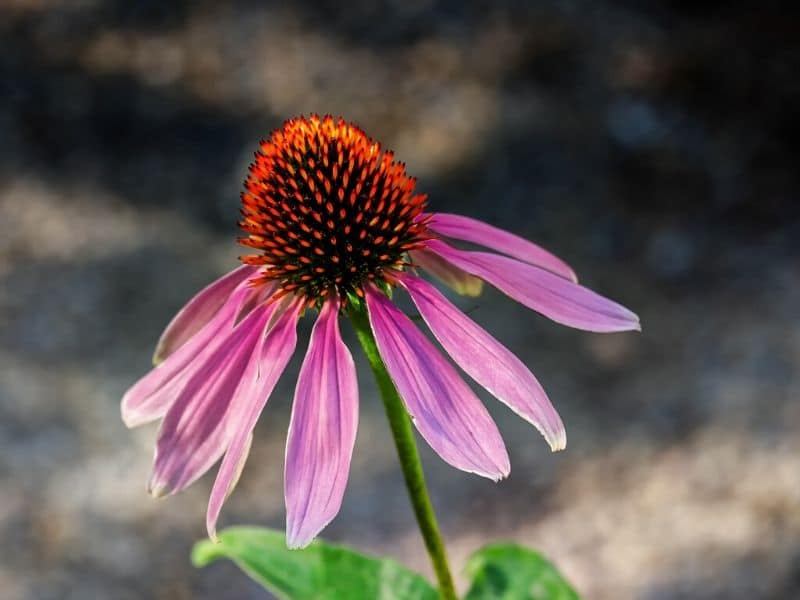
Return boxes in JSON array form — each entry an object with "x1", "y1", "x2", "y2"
[{"x1": 122, "y1": 115, "x2": 639, "y2": 549}]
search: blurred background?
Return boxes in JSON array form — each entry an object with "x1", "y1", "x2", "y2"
[{"x1": 1, "y1": 1, "x2": 798, "y2": 598}]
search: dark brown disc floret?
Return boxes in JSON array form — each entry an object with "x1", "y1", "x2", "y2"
[{"x1": 239, "y1": 115, "x2": 431, "y2": 304}]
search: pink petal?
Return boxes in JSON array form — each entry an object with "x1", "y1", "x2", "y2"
[
  {"x1": 205, "y1": 300, "x2": 302, "y2": 540},
  {"x1": 365, "y1": 286, "x2": 509, "y2": 480},
  {"x1": 284, "y1": 297, "x2": 358, "y2": 548},
  {"x1": 153, "y1": 265, "x2": 258, "y2": 365},
  {"x1": 425, "y1": 239, "x2": 640, "y2": 333},
  {"x1": 427, "y1": 213, "x2": 578, "y2": 282},
  {"x1": 398, "y1": 273, "x2": 565, "y2": 451},
  {"x1": 121, "y1": 284, "x2": 258, "y2": 428},
  {"x1": 148, "y1": 301, "x2": 280, "y2": 497},
  {"x1": 409, "y1": 249, "x2": 484, "y2": 297}
]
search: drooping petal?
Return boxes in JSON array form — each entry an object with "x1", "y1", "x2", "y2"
[
  {"x1": 398, "y1": 273, "x2": 565, "y2": 451},
  {"x1": 121, "y1": 284, "x2": 258, "y2": 428},
  {"x1": 409, "y1": 249, "x2": 484, "y2": 297},
  {"x1": 153, "y1": 265, "x2": 258, "y2": 365},
  {"x1": 206, "y1": 300, "x2": 302, "y2": 540},
  {"x1": 148, "y1": 301, "x2": 279, "y2": 497},
  {"x1": 284, "y1": 296, "x2": 358, "y2": 548},
  {"x1": 425, "y1": 239, "x2": 640, "y2": 333},
  {"x1": 365, "y1": 286, "x2": 509, "y2": 480},
  {"x1": 427, "y1": 213, "x2": 578, "y2": 282},
  {"x1": 218, "y1": 432, "x2": 253, "y2": 511}
]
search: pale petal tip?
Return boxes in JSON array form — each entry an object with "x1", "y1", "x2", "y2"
[
  {"x1": 623, "y1": 307, "x2": 641, "y2": 331},
  {"x1": 285, "y1": 531, "x2": 313, "y2": 550},
  {"x1": 148, "y1": 484, "x2": 168, "y2": 499},
  {"x1": 151, "y1": 346, "x2": 166, "y2": 366},
  {"x1": 207, "y1": 524, "x2": 220, "y2": 543},
  {"x1": 605, "y1": 306, "x2": 641, "y2": 333},
  {"x1": 482, "y1": 456, "x2": 511, "y2": 482},
  {"x1": 490, "y1": 466, "x2": 511, "y2": 483},
  {"x1": 622, "y1": 315, "x2": 642, "y2": 333},
  {"x1": 285, "y1": 516, "x2": 326, "y2": 549},
  {"x1": 147, "y1": 475, "x2": 170, "y2": 499},
  {"x1": 548, "y1": 430, "x2": 567, "y2": 452},
  {"x1": 120, "y1": 400, "x2": 144, "y2": 429},
  {"x1": 119, "y1": 407, "x2": 135, "y2": 429}
]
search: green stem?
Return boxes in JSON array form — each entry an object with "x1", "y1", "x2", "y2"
[{"x1": 348, "y1": 303, "x2": 458, "y2": 600}]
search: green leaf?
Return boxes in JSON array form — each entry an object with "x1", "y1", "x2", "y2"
[
  {"x1": 464, "y1": 544, "x2": 580, "y2": 600},
  {"x1": 192, "y1": 526, "x2": 438, "y2": 600}
]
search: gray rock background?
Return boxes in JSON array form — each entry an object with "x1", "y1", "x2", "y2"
[{"x1": 1, "y1": 1, "x2": 798, "y2": 598}]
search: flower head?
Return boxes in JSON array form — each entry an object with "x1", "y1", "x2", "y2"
[
  {"x1": 239, "y1": 116, "x2": 430, "y2": 304},
  {"x1": 122, "y1": 115, "x2": 639, "y2": 549}
]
